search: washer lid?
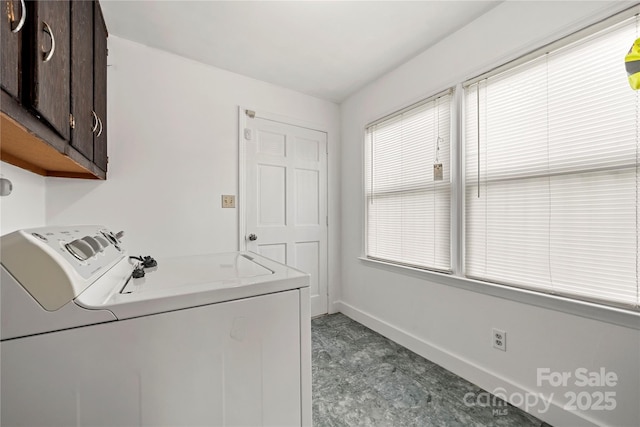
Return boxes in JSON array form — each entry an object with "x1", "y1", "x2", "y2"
[
  {"x1": 120, "y1": 253, "x2": 273, "y2": 294},
  {"x1": 75, "y1": 252, "x2": 309, "y2": 320}
]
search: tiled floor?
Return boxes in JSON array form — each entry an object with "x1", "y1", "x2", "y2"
[{"x1": 312, "y1": 313, "x2": 549, "y2": 427}]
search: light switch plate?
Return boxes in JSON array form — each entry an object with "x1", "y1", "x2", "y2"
[{"x1": 222, "y1": 195, "x2": 236, "y2": 208}]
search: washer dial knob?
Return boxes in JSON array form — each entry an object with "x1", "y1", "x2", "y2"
[{"x1": 65, "y1": 239, "x2": 95, "y2": 261}]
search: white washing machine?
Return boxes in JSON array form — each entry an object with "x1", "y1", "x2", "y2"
[{"x1": 0, "y1": 225, "x2": 312, "y2": 427}]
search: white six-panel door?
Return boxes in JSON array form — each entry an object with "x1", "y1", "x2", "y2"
[{"x1": 242, "y1": 113, "x2": 328, "y2": 316}]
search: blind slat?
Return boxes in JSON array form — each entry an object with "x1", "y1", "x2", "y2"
[
  {"x1": 464, "y1": 15, "x2": 640, "y2": 309},
  {"x1": 366, "y1": 93, "x2": 452, "y2": 271}
]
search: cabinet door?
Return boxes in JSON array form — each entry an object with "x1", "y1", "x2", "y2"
[
  {"x1": 1, "y1": 0, "x2": 25, "y2": 99},
  {"x1": 29, "y1": 0, "x2": 70, "y2": 141},
  {"x1": 70, "y1": 0, "x2": 94, "y2": 161},
  {"x1": 93, "y1": 4, "x2": 107, "y2": 171}
]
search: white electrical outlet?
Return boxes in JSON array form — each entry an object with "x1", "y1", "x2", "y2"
[{"x1": 492, "y1": 328, "x2": 507, "y2": 351}]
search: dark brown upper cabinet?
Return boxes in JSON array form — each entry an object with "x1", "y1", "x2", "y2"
[
  {"x1": 70, "y1": 0, "x2": 95, "y2": 163},
  {"x1": 70, "y1": 0, "x2": 108, "y2": 172},
  {"x1": 1, "y1": 0, "x2": 26, "y2": 99},
  {"x1": 93, "y1": 5, "x2": 107, "y2": 172},
  {"x1": 28, "y1": 0, "x2": 71, "y2": 141},
  {"x1": 0, "y1": 0, "x2": 108, "y2": 179}
]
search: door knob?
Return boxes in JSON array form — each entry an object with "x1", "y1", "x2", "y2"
[{"x1": 248, "y1": 233, "x2": 258, "y2": 241}]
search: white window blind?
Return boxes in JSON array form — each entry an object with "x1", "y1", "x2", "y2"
[
  {"x1": 465, "y1": 16, "x2": 640, "y2": 309},
  {"x1": 365, "y1": 91, "x2": 452, "y2": 271}
]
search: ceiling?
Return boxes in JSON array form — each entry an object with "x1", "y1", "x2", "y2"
[{"x1": 100, "y1": 1, "x2": 500, "y2": 102}]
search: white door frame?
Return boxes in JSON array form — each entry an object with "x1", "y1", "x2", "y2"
[{"x1": 238, "y1": 106, "x2": 330, "y2": 312}]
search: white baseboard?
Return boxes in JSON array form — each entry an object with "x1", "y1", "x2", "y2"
[
  {"x1": 334, "y1": 300, "x2": 604, "y2": 427},
  {"x1": 328, "y1": 300, "x2": 341, "y2": 315}
]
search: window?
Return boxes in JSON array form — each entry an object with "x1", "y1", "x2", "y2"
[
  {"x1": 363, "y1": 8, "x2": 640, "y2": 312},
  {"x1": 464, "y1": 15, "x2": 639, "y2": 308},
  {"x1": 365, "y1": 91, "x2": 452, "y2": 271}
]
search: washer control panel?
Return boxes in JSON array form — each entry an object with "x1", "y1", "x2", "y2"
[
  {"x1": 1, "y1": 226, "x2": 129, "y2": 311},
  {"x1": 63, "y1": 231, "x2": 120, "y2": 262},
  {"x1": 23, "y1": 226, "x2": 125, "y2": 279}
]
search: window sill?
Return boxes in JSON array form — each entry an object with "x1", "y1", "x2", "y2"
[{"x1": 358, "y1": 257, "x2": 640, "y2": 330}]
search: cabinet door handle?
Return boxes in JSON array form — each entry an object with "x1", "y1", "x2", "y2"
[
  {"x1": 96, "y1": 117, "x2": 103, "y2": 137},
  {"x1": 42, "y1": 21, "x2": 55, "y2": 62},
  {"x1": 11, "y1": 0, "x2": 26, "y2": 33},
  {"x1": 91, "y1": 111, "x2": 98, "y2": 132}
]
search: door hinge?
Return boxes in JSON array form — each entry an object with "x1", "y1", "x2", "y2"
[
  {"x1": 69, "y1": 114, "x2": 75, "y2": 129},
  {"x1": 245, "y1": 109, "x2": 256, "y2": 118},
  {"x1": 326, "y1": 215, "x2": 329, "y2": 226},
  {"x1": 244, "y1": 128, "x2": 252, "y2": 140}
]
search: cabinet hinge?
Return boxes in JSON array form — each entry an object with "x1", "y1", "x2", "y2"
[{"x1": 69, "y1": 114, "x2": 76, "y2": 129}]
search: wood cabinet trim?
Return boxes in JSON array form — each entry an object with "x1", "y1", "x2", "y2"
[{"x1": 1, "y1": 92, "x2": 105, "y2": 179}]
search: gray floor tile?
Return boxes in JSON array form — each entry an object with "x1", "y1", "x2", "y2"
[{"x1": 312, "y1": 313, "x2": 549, "y2": 427}]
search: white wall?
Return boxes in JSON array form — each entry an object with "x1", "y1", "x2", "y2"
[
  {"x1": 340, "y1": 2, "x2": 640, "y2": 426},
  {"x1": 45, "y1": 36, "x2": 341, "y2": 309},
  {"x1": 0, "y1": 161, "x2": 46, "y2": 235}
]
